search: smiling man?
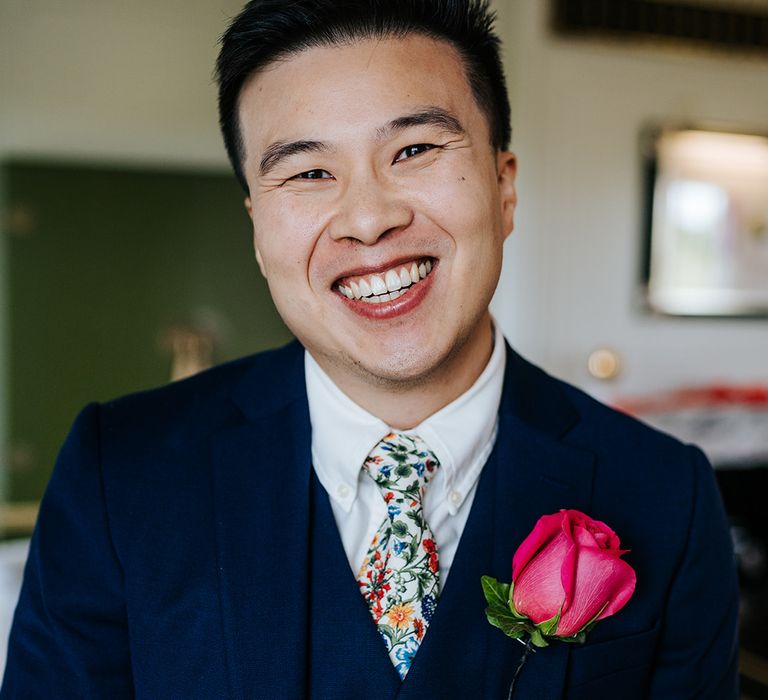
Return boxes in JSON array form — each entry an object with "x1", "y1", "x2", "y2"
[
  {"x1": 238, "y1": 32, "x2": 515, "y2": 428},
  {"x1": 2, "y1": 1, "x2": 738, "y2": 699}
]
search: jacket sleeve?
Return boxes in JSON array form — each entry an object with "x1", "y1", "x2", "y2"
[
  {"x1": 1, "y1": 404, "x2": 134, "y2": 699},
  {"x1": 648, "y1": 446, "x2": 739, "y2": 699}
]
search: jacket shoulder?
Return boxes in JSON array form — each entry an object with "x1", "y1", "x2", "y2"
[{"x1": 559, "y1": 378, "x2": 692, "y2": 457}]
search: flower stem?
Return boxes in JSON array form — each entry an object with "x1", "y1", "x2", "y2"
[{"x1": 507, "y1": 640, "x2": 534, "y2": 700}]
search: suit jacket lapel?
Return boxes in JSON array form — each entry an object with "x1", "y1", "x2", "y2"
[
  {"x1": 483, "y1": 390, "x2": 596, "y2": 699},
  {"x1": 487, "y1": 347, "x2": 597, "y2": 699},
  {"x1": 211, "y1": 343, "x2": 313, "y2": 700},
  {"x1": 490, "y1": 345, "x2": 596, "y2": 573}
]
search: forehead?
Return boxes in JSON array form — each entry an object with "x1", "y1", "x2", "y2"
[{"x1": 238, "y1": 34, "x2": 484, "y2": 153}]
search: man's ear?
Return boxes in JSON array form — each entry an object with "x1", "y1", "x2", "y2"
[
  {"x1": 244, "y1": 196, "x2": 267, "y2": 278},
  {"x1": 496, "y1": 151, "x2": 517, "y2": 239}
]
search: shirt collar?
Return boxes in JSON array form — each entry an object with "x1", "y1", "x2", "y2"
[
  {"x1": 409, "y1": 325, "x2": 505, "y2": 513},
  {"x1": 305, "y1": 321, "x2": 507, "y2": 514},
  {"x1": 305, "y1": 354, "x2": 390, "y2": 511}
]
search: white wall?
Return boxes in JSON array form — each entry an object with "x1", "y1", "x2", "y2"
[
  {"x1": 492, "y1": 0, "x2": 768, "y2": 399},
  {"x1": 0, "y1": 0, "x2": 243, "y2": 167}
]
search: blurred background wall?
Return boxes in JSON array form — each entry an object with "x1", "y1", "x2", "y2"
[
  {"x1": 0, "y1": 0, "x2": 242, "y2": 166},
  {"x1": 492, "y1": 0, "x2": 768, "y2": 398}
]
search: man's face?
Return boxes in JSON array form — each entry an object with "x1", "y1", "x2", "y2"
[{"x1": 240, "y1": 34, "x2": 516, "y2": 391}]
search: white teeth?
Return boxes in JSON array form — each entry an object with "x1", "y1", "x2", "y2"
[
  {"x1": 370, "y1": 275, "x2": 387, "y2": 295},
  {"x1": 385, "y1": 269, "x2": 402, "y2": 292},
  {"x1": 360, "y1": 288, "x2": 407, "y2": 304},
  {"x1": 339, "y1": 258, "x2": 434, "y2": 302}
]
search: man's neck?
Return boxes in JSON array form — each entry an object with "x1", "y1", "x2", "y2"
[{"x1": 313, "y1": 316, "x2": 496, "y2": 429}]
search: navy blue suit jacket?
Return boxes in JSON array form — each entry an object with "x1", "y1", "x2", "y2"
[{"x1": 2, "y1": 341, "x2": 738, "y2": 698}]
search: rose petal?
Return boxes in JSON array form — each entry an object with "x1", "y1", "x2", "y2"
[
  {"x1": 558, "y1": 523, "x2": 579, "y2": 615},
  {"x1": 513, "y1": 530, "x2": 573, "y2": 623},
  {"x1": 556, "y1": 545, "x2": 637, "y2": 637},
  {"x1": 512, "y1": 512, "x2": 565, "y2": 581},
  {"x1": 567, "y1": 510, "x2": 621, "y2": 551}
]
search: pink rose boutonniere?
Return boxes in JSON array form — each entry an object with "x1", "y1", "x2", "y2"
[{"x1": 482, "y1": 509, "x2": 636, "y2": 697}]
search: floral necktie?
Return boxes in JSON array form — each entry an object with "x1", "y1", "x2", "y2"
[{"x1": 356, "y1": 432, "x2": 441, "y2": 679}]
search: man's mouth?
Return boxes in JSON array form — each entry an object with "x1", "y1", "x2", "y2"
[{"x1": 335, "y1": 258, "x2": 434, "y2": 304}]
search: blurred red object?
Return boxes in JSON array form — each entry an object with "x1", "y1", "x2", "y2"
[
  {"x1": 615, "y1": 384, "x2": 768, "y2": 469},
  {"x1": 615, "y1": 384, "x2": 768, "y2": 415}
]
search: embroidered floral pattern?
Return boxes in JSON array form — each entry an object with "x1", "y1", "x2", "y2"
[{"x1": 357, "y1": 432, "x2": 441, "y2": 679}]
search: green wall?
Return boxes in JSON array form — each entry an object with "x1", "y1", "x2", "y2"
[{"x1": 3, "y1": 161, "x2": 292, "y2": 502}]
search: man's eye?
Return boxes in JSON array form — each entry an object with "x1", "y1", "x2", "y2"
[
  {"x1": 394, "y1": 144, "x2": 436, "y2": 162},
  {"x1": 291, "y1": 169, "x2": 332, "y2": 180}
]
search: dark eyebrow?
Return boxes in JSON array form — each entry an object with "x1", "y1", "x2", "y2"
[
  {"x1": 259, "y1": 140, "x2": 330, "y2": 177},
  {"x1": 258, "y1": 108, "x2": 463, "y2": 177},
  {"x1": 379, "y1": 107, "x2": 465, "y2": 140}
]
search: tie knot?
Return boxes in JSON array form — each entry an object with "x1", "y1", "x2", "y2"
[{"x1": 363, "y1": 432, "x2": 439, "y2": 500}]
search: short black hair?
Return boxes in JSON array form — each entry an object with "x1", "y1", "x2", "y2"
[{"x1": 216, "y1": 0, "x2": 511, "y2": 192}]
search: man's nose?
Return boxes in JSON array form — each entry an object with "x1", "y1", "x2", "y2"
[{"x1": 328, "y1": 174, "x2": 413, "y2": 245}]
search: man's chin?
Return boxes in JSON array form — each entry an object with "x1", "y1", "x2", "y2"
[{"x1": 337, "y1": 348, "x2": 454, "y2": 392}]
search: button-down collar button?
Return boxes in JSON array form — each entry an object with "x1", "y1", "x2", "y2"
[
  {"x1": 449, "y1": 490, "x2": 462, "y2": 506},
  {"x1": 336, "y1": 483, "x2": 351, "y2": 500}
]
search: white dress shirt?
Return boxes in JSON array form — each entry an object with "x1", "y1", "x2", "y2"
[{"x1": 305, "y1": 324, "x2": 506, "y2": 590}]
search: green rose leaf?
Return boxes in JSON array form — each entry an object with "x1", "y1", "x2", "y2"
[
  {"x1": 528, "y1": 627, "x2": 550, "y2": 648},
  {"x1": 485, "y1": 607, "x2": 532, "y2": 639},
  {"x1": 481, "y1": 576, "x2": 510, "y2": 610},
  {"x1": 535, "y1": 609, "x2": 561, "y2": 637},
  {"x1": 482, "y1": 576, "x2": 538, "y2": 640}
]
